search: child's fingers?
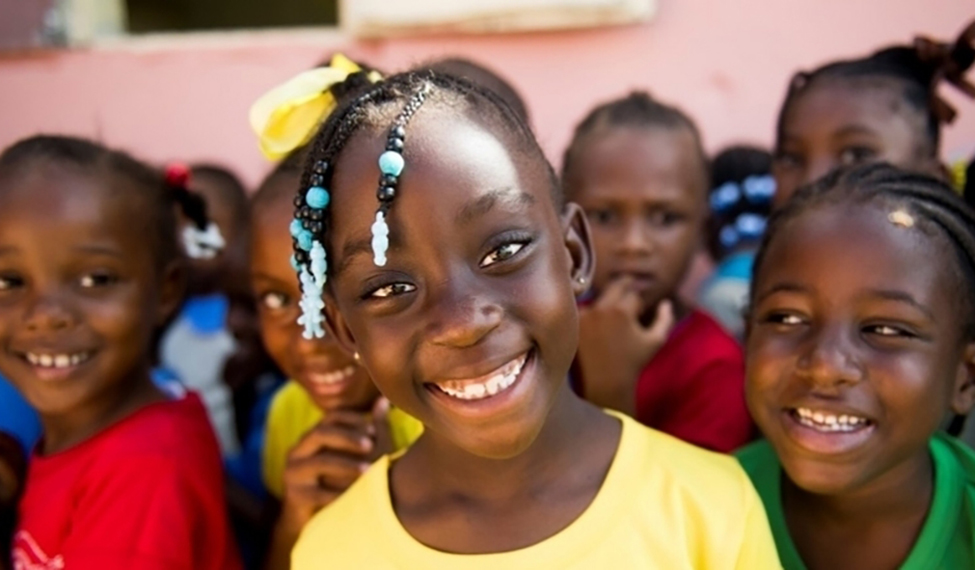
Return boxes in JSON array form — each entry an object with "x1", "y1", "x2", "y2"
[
  {"x1": 616, "y1": 287, "x2": 644, "y2": 319},
  {"x1": 640, "y1": 300, "x2": 675, "y2": 344},
  {"x1": 287, "y1": 453, "x2": 370, "y2": 489},
  {"x1": 289, "y1": 422, "x2": 374, "y2": 460},
  {"x1": 318, "y1": 409, "x2": 376, "y2": 435},
  {"x1": 594, "y1": 275, "x2": 634, "y2": 308}
]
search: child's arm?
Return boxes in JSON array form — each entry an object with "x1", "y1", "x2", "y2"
[
  {"x1": 578, "y1": 281, "x2": 674, "y2": 415},
  {"x1": 264, "y1": 402, "x2": 390, "y2": 570}
]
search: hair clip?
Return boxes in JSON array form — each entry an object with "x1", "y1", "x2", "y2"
[
  {"x1": 250, "y1": 54, "x2": 383, "y2": 160},
  {"x1": 888, "y1": 209, "x2": 916, "y2": 228}
]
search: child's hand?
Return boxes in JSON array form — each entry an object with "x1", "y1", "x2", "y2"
[
  {"x1": 577, "y1": 277, "x2": 675, "y2": 415},
  {"x1": 279, "y1": 410, "x2": 377, "y2": 528}
]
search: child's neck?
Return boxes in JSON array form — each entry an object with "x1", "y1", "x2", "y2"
[
  {"x1": 782, "y1": 449, "x2": 934, "y2": 570},
  {"x1": 391, "y1": 384, "x2": 620, "y2": 554},
  {"x1": 40, "y1": 367, "x2": 166, "y2": 455}
]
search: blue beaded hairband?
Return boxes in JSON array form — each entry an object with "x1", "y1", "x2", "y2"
[{"x1": 291, "y1": 83, "x2": 431, "y2": 339}]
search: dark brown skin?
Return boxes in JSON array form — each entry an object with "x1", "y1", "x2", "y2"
[
  {"x1": 772, "y1": 80, "x2": 942, "y2": 208},
  {"x1": 0, "y1": 165, "x2": 181, "y2": 455},
  {"x1": 746, "y1": 204, "x2": 975, "y2": 569},
  {"x1": 565, "y1": 127, "x2": 707, "y2": 414},
  {"x1": 323, "y1": 104, "x2": 621, "y2": 554},
  {"x1": 249, "y1": 174, "x2": 389, "y2": 569}
]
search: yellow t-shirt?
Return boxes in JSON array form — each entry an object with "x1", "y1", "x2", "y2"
[
  {"x1": 292, "y1": 411, "x2": 781, "y2": 569},
  {"x1": 261, "y1": 381, "x2": 424, "y2": 498}
]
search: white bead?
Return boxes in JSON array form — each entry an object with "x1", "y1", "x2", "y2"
[{"x1": 371, "y1": 211, "x2": 390, "y2": 267}]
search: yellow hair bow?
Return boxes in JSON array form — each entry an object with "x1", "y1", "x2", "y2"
[{"x1": 250, "y1": 54, "x2": 381, "y2": 160}]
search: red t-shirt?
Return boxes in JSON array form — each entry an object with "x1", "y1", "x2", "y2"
[
  {"x1": 633, "y1": 310, "x2": 753, "y2": 452},
  {"x1": 12, "y1": 393, "x2": 242, "y2": 570}
]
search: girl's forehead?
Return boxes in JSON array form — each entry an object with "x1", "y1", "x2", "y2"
[
  {"x1": 762, "y1": 203, "x2": 951, "y2": 294},
  {"x1": 786, "y1": 79, "x2": 923, "y2": 133},
  {"x1": 331, "y1": 109, "x2": 550, "y2": 224}
]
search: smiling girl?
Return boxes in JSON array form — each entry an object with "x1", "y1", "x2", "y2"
[
  {"x1": 270, "y1": 70, "x2": 780, "y2": 568},
  {"x1": 0, "y1": 136, "x2": 240, "y2": 570},
  {"x1": 738, "y1": 163, "x2": 975, "y2": 569}
]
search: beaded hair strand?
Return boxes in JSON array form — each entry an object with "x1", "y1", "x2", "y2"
[{"x1": 289, "y1": 79, "x2": 433, "y2": 339}]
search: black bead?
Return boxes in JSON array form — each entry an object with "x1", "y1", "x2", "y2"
[
  {"x1": 377, "y1": 185, "x2": 396, "y2": 202},
  {"x1": 309, "y1": 173, "x2": 325, "y2": 186},
  {"x1": 298, "y1": 206, "x2": 311, "y2": 219},
  {"x1": 312, "y1": 160, "x2": 328, "y2": 174},
  {"x1": 310, "y1": 209, "x2": 323, "y2": 221},
  {"x1": 309, "y1": 221, "x2": 323, "y2": 233},
  {"x1": 293, "y1": 195, "x2": 304, "y2": 208},
  {"x1": 381, "y1": 173, "x2": 398, "y2": 187},
  {"x1": 386, "y1": 138, "x2": 404, "y2": 152},
  {"x1": 391, "y1": 125, "x2": 405, "y2": 139}
]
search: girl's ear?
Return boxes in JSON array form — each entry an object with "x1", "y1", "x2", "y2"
[
  {"x1": 322, "y1": 293, "x2": 359, "y2": 357},
  {"x1": 156, "y1": 259, "x2": 186, "y2": 326},
  {"x1": 560, "y1": 202, "x2": 595, "y2": 297},
  {"x1": 950, "y1": 341, "x2": 975, "y2": 416}
]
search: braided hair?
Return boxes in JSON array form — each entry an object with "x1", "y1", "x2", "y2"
[
  {"x1": 776, "y1": 22, "x2": 975, "y2": 160},
  {"x1": 561, "y1": 91, "x2": 709, "y2": 196},
  {"x1": 0, "y1": 135, "x2": 211, "y2": 271},
  {"x1": 291, "y1": 69, "x2": 557, "y2": 276}
]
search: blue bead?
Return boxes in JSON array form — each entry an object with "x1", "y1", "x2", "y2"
[
  {"x1": 305, "y1": 186, "x2": 330, "y2": 209},
  {"x1": 290, "y1": 255, "x2": 300, "y2": 271},
  {"x1": 289, "y1": 219, "x2": 305, "y2": 238},
  {"x1": 297, "y1": 230, "x2": 313, "y2": 251},
  {"x1": 378, "y1": 151, "x2": 405, "y2": 177}
]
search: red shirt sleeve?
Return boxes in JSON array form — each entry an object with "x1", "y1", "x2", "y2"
[{"x1": 60, "y1": 453, "x2": 240, "y2": 570}]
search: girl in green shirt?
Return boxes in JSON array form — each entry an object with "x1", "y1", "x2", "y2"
[{"x1": 737, "y1": 163, "x2": 975, "y2": 570}]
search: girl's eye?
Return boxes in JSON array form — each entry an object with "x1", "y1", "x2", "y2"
[
  {"x1": 0, "y1": 274, "x2": 24, "y2": 291},
  {"x1": 773, "y1": 150, "x2": 803, "y2": 170},
  {"x1": 864, "y1": 324, "x2": 910, "y2": 338},
  {"x1": 370, "y1": 283, "x2": 416, "y2": 299},
  {"x1": 764, "y1": 312, "x2": 806, "y2": 326},
  {"x1": 79, "y1": 272, "x2": 118, "y2": 288},
  {"x1": 648, "y1": 211, "x2": 683, "y2": 227},
  {"x1": 587, "y1": 209, "x2": 617, "y2": 225},
  {"x1": 480, "y1": 241, "x2": 528, "y2": 268},
  {"x1": 838, "y1": 146, "x2": 877, "y2": 166},
  {"x1": 260, "y1": 292, "x2": 289, "y2": 311}
]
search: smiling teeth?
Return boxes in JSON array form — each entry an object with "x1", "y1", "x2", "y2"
[
  {"x1": 795, "y1": 407, "x2": 869, "y2": 432},
  {"x1": 310, "y1": 365, "x2": 356, "y2": 385},
  {"x1": 436, "y1": 353, "x2": 528, "y2": 401},
  {"x1": 26, "y1": 352, "x2": 91, "y2": 369}
]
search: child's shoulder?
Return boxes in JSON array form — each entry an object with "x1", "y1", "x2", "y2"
[
  {"x1": 86, "y1": 393, "x2": 220, "y2": 468},
  {"x1": 618, "y1": 412, "x2": 754, "y2": 498},
  {"x1": 293, "y1": 455, "x2": 392, "y2": 566}
]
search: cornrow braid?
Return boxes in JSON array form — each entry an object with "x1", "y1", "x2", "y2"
[
  {"x1": 288, "y1": 70, "x2": 557, "y2": 338},
  {"x1": 752, "y1": 162, "x2": 975, "y2": 338}
]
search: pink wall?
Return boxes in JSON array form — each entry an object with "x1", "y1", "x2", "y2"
[{"x1": 1, "y1": 0, "x2": 972, "y2": 188}]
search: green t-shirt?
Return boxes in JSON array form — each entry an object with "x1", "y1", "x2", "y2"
[{"x1": 736, "y1": 435, "x2": 975, "y2": 570}]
